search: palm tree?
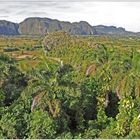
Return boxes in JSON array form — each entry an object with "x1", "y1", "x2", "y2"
[
  {"x1": 112, "y1": 49, "x2": 140, "y2": 99},
  {"x1": 20, "y1": 54, "x2": 59, "y2": 114}
]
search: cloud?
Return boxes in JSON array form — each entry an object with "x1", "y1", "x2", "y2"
[
  {"x1": 0, "y1": 9, "x2": 10, "y2": 14},
  {"x1": 0, "y1": 15, "x2": 9, "y2": 18},
  {"x1": 16, "y1": 11, "x2": 48, "y2": 16},
  {"x1": 0, "y1": 1, "x2": 140, "y2": 31}
]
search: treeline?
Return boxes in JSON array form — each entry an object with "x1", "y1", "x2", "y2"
[{"x1": 0, "y1": 32, "x2": 140, "y2": 138}]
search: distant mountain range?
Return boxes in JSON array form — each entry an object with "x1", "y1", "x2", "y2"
[
  {"x1": 0, "y1": 20, "x2": 19, "y2": 35},
  {"x1": 0, "y1": 17, "x2": 139, "y2": 36}
]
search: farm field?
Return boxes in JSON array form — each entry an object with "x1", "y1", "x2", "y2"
[
  {"x1": 1, "y1": 35, "x2": 140, "y2": 72},
  {"x1": 0, "y1": 32, "x2": 140, "y2": 139}
]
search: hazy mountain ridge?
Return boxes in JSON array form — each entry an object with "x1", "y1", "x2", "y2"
[
  {"x1": 94, "y1": 25, "x2": 135, "y2": 35},
  {"x1": 0, "y1": 20, "x2": 19, "y2": 35},
  {"x1": 0, "y1": 17, "x2": 139, "y2": 36},
  {"x1": 18, "y1": 17, "x2": 96, "y2": 35}
]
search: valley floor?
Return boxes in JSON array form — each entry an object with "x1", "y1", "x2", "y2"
[{"x1": 0, "y1": 33, "x2": 140, "y2": 139}]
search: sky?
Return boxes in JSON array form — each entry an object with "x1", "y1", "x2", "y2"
[{"x1": 0, "y1": 0, "x2": 140, "y2": 32}]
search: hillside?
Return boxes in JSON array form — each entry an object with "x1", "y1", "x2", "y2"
[
  {"x1": 94, "y1": 25, "x2": 135, "y2": 35},
  {"x1": 0, "y1": 17, "x2": 139, "y2": 36},
  {"x1": 0, "y1": 20, "x2": 19, "y2": 35},
  {"x1": 19, "y1": 17, "x2": 97, "y2": 35}
]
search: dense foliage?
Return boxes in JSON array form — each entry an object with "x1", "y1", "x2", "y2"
[{"x1": 0, "y1": 32, "x2": 140, "y2": 138}]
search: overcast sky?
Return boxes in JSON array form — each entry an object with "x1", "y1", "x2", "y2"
[{"x1": 0, "y1": 0, "x2": 140, "y2": 32}]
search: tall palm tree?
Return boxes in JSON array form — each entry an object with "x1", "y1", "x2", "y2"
[{"x1": 21, "y1": 55, "x2": 60, "y2": 115}]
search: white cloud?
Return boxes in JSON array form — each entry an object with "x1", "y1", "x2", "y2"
[{"x1": 0, "y1": 1, "x2": 140, "y2": 32}]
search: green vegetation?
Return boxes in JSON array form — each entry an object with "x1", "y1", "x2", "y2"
[{"x1": 0, "y1": 31, "x2": 140, "y2": 139}]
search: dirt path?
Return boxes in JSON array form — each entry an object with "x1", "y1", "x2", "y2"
[{"x1": 46, "y1": 56, "x2": 62, "y2": 62}]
